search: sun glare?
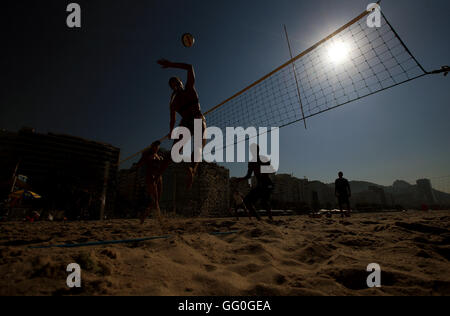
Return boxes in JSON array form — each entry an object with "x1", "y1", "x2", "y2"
[{"x1": 328, "y1": 41, "x2": 350, "y2": 64}]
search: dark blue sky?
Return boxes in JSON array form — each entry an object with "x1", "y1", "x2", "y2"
[{"x1": 1, "y1": 0, "x2": 449, "y2": 185}]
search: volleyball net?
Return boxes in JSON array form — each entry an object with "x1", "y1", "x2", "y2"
[
  {"x1": 120, "y1": 7, "x2": 448, "y2": 164},
  {"x1": 205, "y1": 10, "x2": 428, "y2": 131}
]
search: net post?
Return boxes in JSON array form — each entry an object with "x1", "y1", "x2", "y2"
[
  {"x1": 284, "y1": 24, "x2": 307, "y2": 129},
  {"x1": 99, "y1": 161, "x2": 110, "y2": 221}
]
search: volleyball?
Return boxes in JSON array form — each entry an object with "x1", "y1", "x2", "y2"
[{"x1": 182, "y1": 33, "x2": 195, "y2": 48}]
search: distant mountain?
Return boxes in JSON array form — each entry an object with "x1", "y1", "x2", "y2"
[
  {"x1": 323, "y1": 178, "x2": 450, "y2": 207},
  {"x1": 327, "y1": 181, "x2": 385, "y2": 194}
]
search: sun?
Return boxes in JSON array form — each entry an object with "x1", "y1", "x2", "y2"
[{"x1": 328, "y1": 41, "x2": 350, "y2": 64}]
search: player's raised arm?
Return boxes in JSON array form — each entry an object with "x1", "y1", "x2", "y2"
[{"x1": 157, "y1": 59, "x2": 195, "y2": 89}]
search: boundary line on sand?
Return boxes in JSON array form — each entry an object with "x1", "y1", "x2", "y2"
[{"x1": 28, "y1": 231, "x2": 241, "y2": 249}]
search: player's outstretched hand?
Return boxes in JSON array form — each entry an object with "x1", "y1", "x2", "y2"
[{"x1": 157, "y1": 59, "x2": 171, "y2": 69}]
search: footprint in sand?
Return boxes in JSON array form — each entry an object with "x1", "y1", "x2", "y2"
[
  {"x1": 295, "y1": 243, "x2": 334, "y2": 265},
  {"x1": 433, "y1": 246, "x2": 450, "y2": 261},
  {"x1": 204, "y1": 264, "x2": 217, "y2": 272},
  {"x1": 395, "y1": 222, "x2": 449, "y2": 235},
  {"x1": 361, "y1": 221, "x2": 380, "y2": 225},
  {"x1": 233, "y1": 243, "x2": 266, "y2": 255},
  {"x1": 229, "y1": 263, "x2": 264, "y2": 276}
]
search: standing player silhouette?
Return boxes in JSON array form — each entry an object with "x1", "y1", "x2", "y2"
[
  {"x1": 335, "y1": 171, "x2": 352, "y2": 218},
  {"x1": 238, "y1": 144, "x2": 275, "y2": 221},
  {"x1": 136, "y1": 141, "x2": 165, "y2": 225}
]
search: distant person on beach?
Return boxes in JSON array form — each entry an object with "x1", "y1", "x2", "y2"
[
  {"x1": 238, "y1": 144, "x2": 274, "y2": 221},
  {"x1": 335, "y1": 172, "x2": 351, "y2": 218},
  {"x1": 136, "y1": 141, "x2": 167, "y2": 225}
]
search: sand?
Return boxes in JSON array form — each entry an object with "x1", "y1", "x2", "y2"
[{"x1": 0, "y1": 210, "x2": 449, "y2": 296}]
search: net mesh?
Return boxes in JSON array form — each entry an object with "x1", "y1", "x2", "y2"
[{"x1": 205, "y1": 12, "x2": 426, "y2": 131}]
